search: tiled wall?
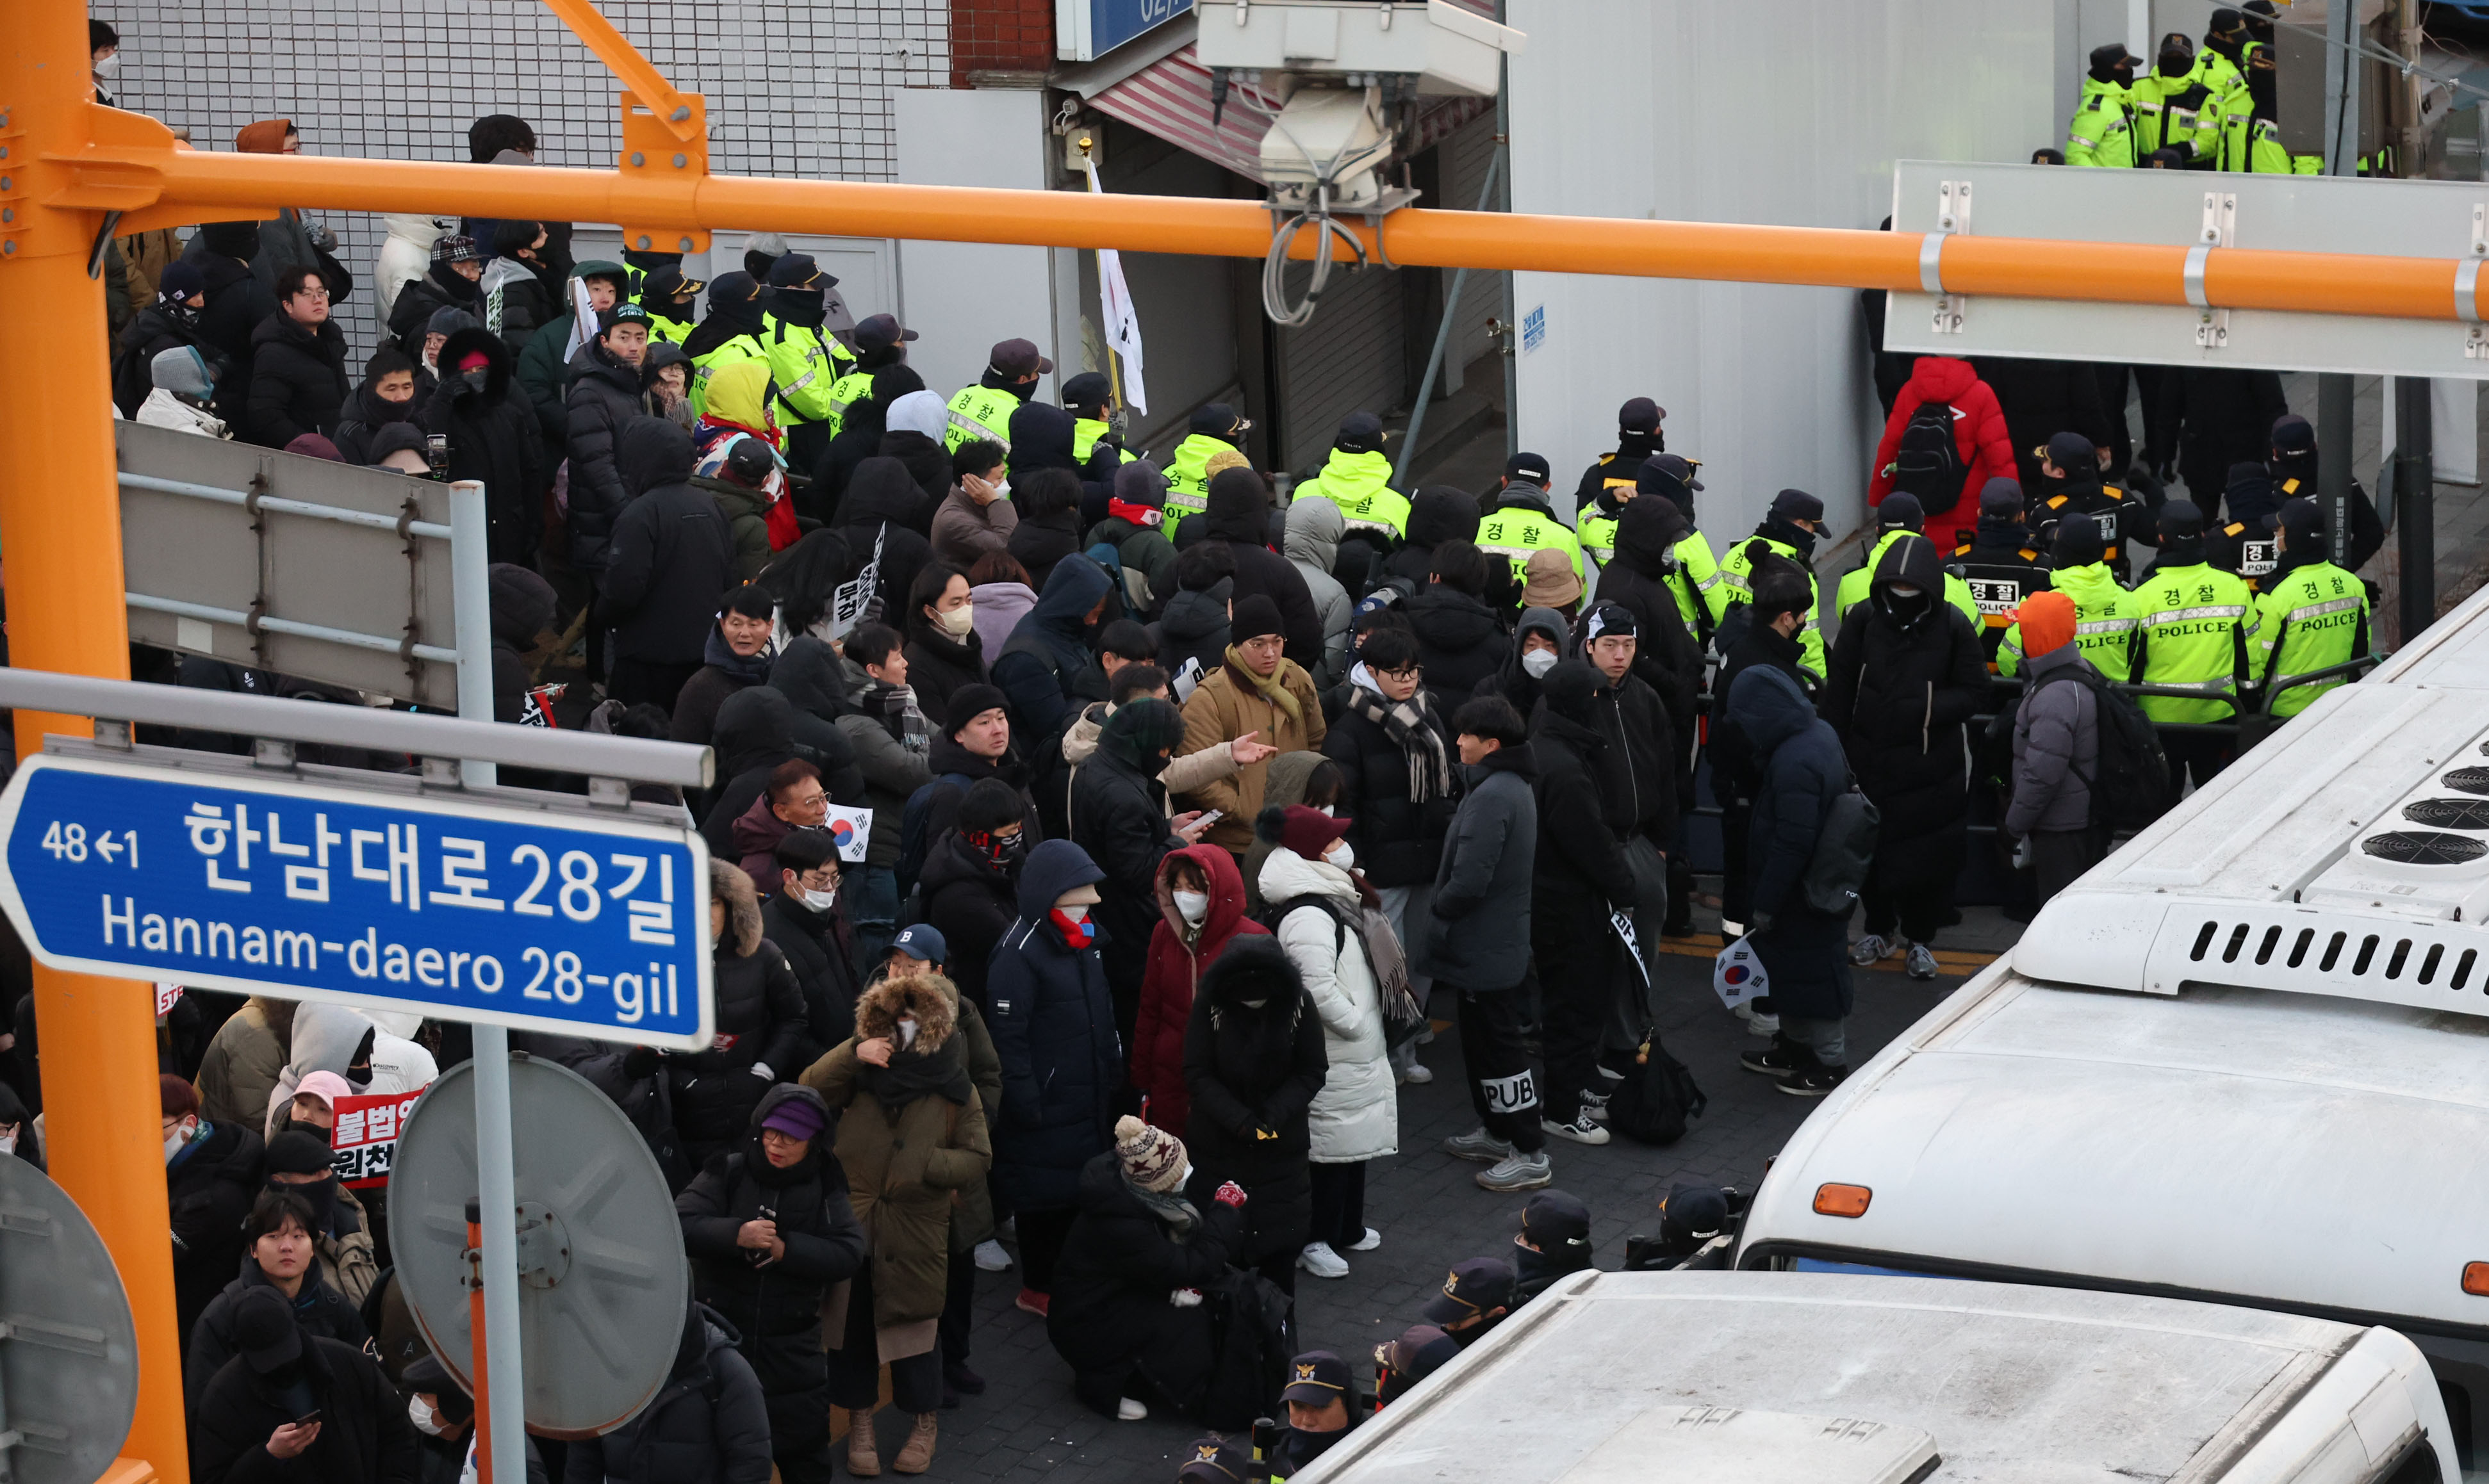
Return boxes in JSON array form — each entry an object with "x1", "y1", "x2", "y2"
[{"x1": 104, "y1": 0, "x2": 953, "y2": 355}]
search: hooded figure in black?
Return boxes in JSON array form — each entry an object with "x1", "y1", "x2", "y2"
[
  {"x1": 488, "y1": 564, "x2": 559, "y2": 724},
  {"x1": 1595, "y1": 494, "x2": 1705, "y2": 742},
  {"x1": 2153, "y1": 367, "x2": 2288, "y2": 507},
  {"x1": 1400, "y1": 540, "x2": 1511, "y2": 701},
  {"x1": 329, "y1": 348, "x2": 424, "y2": 466},
  {"x1": 834, "y1": 455, "x2": 937, "y2": 629},
  {"x1": 2264, "y1": 414, "x2": 2383, "y2": 573},
  {"x1": 1526, "y1": 661, "x2": 1638, "y2": 1132},
  {"x1": 417, "y1": 325, "x2": 548, "y2": 564},
  {"x1": 1820, "y1": 533, "x2": 1986, "y2": 956},
  {"x1": 1197, "y1": 467, "x2": 1327, "y2": 672},
  {"x1": 1384, "y1": 484, "x2": 1482, "y2": 591},
  {"x1": 698, "y1": 684, "x2": 865, "y2": 858},
  {"x1": 814, "y1": 363, "x2": 929, "y2": 519},
  {"x1": 1479, "y1": 605, "x2": 1572, "y2": 715},
  {"x1": 186, "y1": 222, "x2": 281, "y2": 425},
  {"x1": 1181, "y1": 934, "x2": 1327, "y2": 1293},
  {"x1": 602, "y1": 417, "x2": 738, "y2": 711},
  {"x1": 114, "y1": 262, "x2": 217, "y2": 418},
  {"x1": 386, "y1": 248, "x2": 484, "y2": 363},
  {"x1": 1007, "y1": 401, "x2": 1124, "y2": 528},
  {"x1": 564, "y1": 1298, "x2": 773, "y2": 1484},
  {"x1": 1730, "y1": 665, "x2": 1856, "y2": 1077},
  {"x1": 680, "y1": 270, "x2": 769, "y2": 364},
  {"x1": 1712, "y1": 557, "x2": 1814, "y2": 932},
  {"x1": 760, "y1": 640, "x2": 873, "y2": 801},
  {"x1": 674, "y1": 861, "x2": 809, "y2": 1168},
  {"x1": 675, "y1": 1084, "x2": 868, "y2": 1483},
  {"x1": 992, "y1": 554, "x2": 1113, "y2": 762},
  {"x1": 1069, "y1": 699, "x2": 1190, "y2": 1049},
  {"x1": 917, "y1": 779, "x2": 1028, "y2": 1013}
]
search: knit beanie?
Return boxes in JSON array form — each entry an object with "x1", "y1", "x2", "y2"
[
  {"x1": 945, "y1": 683, "x2": 1009, "y2": 735},
  {"x1": 2016, "y1": 590, "x2": 2077, "y2": 659},
  {"x1": 1256, "y1": 803, "x2": 1351, "y2": 860},
  {"x1": 1230, "y1": 593, "x2": 1285, "y2": 643},
  {"x1": 1115, "y1": 1114, "x2": 1187, "y2": 1193},
  {"x1": 1204, "y1": 449, "x2": 1253, "y2": 481}
]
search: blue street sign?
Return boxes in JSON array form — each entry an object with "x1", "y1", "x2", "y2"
[
  {"x1": 1060, "y1": 0, "x2": 1192, "y2": 63},
  {"x1": 0, "y1": 754, "x2": 714, "y2": 1049}
]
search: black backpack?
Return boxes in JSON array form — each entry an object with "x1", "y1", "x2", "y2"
[
  {"x1": 2035, "y1": 666, "x2": 2171, "y2": 831},
  {"x1": 1891, "y1": 402, "x2": 1967, "y2": 513},
  {"x1": 893, "y1": 771, "x2": 979, "y2": 897},
  {"x1": 1799, "y1": 785, "x2": 1880, "y2": 916},
  {"x1": 1605, "y1": 1032, "x2": 1707, "y2": 1146}
]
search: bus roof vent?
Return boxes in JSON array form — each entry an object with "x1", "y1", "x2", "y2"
[
  {"x1": 1555, "y1": 1407, "x2": 1938, "y2": 1484},
  {"x1": 2362, "y1": 831, "x2": 2488, "y2": 866}
]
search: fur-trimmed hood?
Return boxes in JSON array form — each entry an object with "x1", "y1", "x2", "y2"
[
  {"x1": 709, "y1": 857, "x2": 763, "y2": 958},
  {"x1": 1198, "y1": 933, "x2": 1306, "y2": 1018},
  {"x1": 853, "y1": 972, "x2": 960, "y2": 1052}
]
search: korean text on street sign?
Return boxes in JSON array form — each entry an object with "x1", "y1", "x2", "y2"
[{"x1": 0, "y1": 754, "x2": 714, "y2": 1049}]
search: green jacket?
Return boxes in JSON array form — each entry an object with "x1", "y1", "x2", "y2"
[
  {"x1": 1072, "y1": 416, "x2": 1136, "y2": 465},
  {"x1": 944, "y1": 382, "x2": 1021, "y2": 452},
  {"x1": 1162, "y1": 432, "x2": 1236, "y2": 539},
  {"x1": 2129, "y1": 560, "x2": 2258, "y2": 724},
  {"x1": 1476, "y1": 493, "x2": 1587, "y2": 589},
  {"x1": 688, "y1": 332, "x2": 770, "y2": 418},
  {"x1": 1834, "y1": 530, "x2": 1980, "y2": 632},
  {"x1": 513, "y1": 259, "x2": 625, "y2": 444},
  {"x1": 2252, "y1": 560, "x2": 2369, "y2": 718},
  {"x1": 1997, "y1": 560, "x2": 2135, "y2": 678},
  {"x1": 1292, "y1": 448, "x2": 1408, "y2": 542},
  {"x1": 1718, "y1": 534, "x2": 1825, "y2": 678},
  {"x1": 2068, "y1": 75, "x2": 2138, "y2": 168},
  {"x1": 763, "y1": 313, "x2": 851, "y2": 428},
  {"x1": 691, "y1": 475, "x2": 775, "y2": 582}
]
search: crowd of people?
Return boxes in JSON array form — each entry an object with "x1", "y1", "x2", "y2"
[{"x1": 17, "y1": 21, "x2": 2398, "y2": 1479}]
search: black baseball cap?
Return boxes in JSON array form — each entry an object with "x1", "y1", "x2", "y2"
[
  {"x1": 853, "y1": 313, "x2": 918, "y2": 354},
  {"x1": 1618, "y1": 396, "x2": 1665, "y2": 433},
  {"x1": 598, "y1": 302, "x2": 653, "y2": 333},
  {"x1": 766, "y1": 253, "x2": 832, "y2": 290},
  {"x1": 1279, "y1": 1349, "x2": 1352, "y2": 1405},
  {"x1": 1877, "y1": 491, "x2": 1925, "y2": 532},
  {"x1": 1771, "y1": 487, "x2": 1825, "y2": 524},
  {"x1": 1061, "y1": 370, "x2": 1112, "y2": 408},
  {"x1": 2158, "y1": 499, "x2": 2206, "y2": 540},
  {"x1": 1190, "y1": 402, "x2": 1251, "y2": 439},
  {"x1": 229, "y1": 1286, "x2": 304, "y2": 1373},
  {"x1": 990, "y1": 337, "x2": 1053, "y2": 379},
  {"x1": 2271, "y1": 413, "x2": 2316, "y2": 455},
  {"x1": 1518, "y1": 1189, "x2": 1591, "y2": 1253},
  {"x1": 1659, "y1": 1182, "x2": 1730, "y2": 1243},
  {"x1": 2042, "y1": 430, "x2": 2096, "y2": 470},
  {"x1": 1336, "y1": 412, "x2": 1386, "y2": 455},
  {"x1": 1177, "y1": 1439, "x2": 1251, "y2": 1482},
  {"x1": 1504, "y1": 451, "x2": 1552, "y2": 486},
  {"x1": 2265, "y1": 494, "x2": 2325, "y2": 541},
  {"x1": 1422, "y1": 1257, "x2": 1516, "y2": 1324},
  {"x1": 2091, "y1": 41, "x2": 2142, "y2": 69},
  {"x1": 1647, "y1": 452, "x2": 1702, "y2": 491}
]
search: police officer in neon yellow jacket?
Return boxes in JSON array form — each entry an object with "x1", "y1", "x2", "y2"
[
  {"x1": 759, "y1": 254, "x2": 853, "y2": 474},
  {"x1": 1475, "y1": 452, "x2": 1586, "y2": 596},
  {"x1": 682, "y1": 271, "x2": 771, "y2": 418},
  {"x1": 1832, "y1": 491, "x2": 1979, "y2": 635},
  {"x1": 2251, "y1": 497, "x2": 2370, "y2": 720},
  {"x1": 2130, "y1": 501, "x2": 2258, "y2": 801},
  {"x1": 2131, "y1": 35, "x2": 2221, "y2": 163},
  {"x1": 1061, "y1": 370, "x2": 1135, "y2": 467},
  {"x1": 2067, "y1": 44, "x2": 2143, "y2": 167},
  {"x1": 1605, "y1": 455, "x2": 1729, "y2": 645},
  {"x1": 1718, "y1": 489, "x2": 1832, "y2": 678},
  {"x1": 1998, "y1": 518, "x2": 2135, "y2": 679},
  {"x1": 944, "y1": 336, "x2": 1048, "y2": 453},
  {"x1": 1292, "y1": 412, "x2": 1407, "y2": 592},
  {"x1": 636, "y1": 263, "x2": 702, "y2": 347},
  {"x1": 1161, "y1": 403, "x2": 1253, "y2": 541}
]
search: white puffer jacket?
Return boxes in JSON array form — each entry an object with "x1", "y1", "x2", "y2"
[
  {"x1": 1260, "y1": 847, "x2": 1397, "y2": 1162},
  {"x1": 375, "y1": 213, "x2": 454, "y2": 332}
]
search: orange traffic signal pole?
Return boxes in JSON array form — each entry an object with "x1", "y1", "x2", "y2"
[{"x1": 9, "y1": 0, "x2": 2489, "y2": 1476}]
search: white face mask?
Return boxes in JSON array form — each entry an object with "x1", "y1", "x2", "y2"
[
  {"x1": 989, "y1": 478, "x2": 1011, "y2": 503},
  {"x1": 163, "y1": 1120, "x2": 195, "y2": 1162},
  {"x1": 1058, "y1": 902, "x2": 1090, "y2": 923},
  {"x1": 1173, "y1": 889, "x2": 1210, "y2": 926},
  {"x1": 0, "y1": 1132, "x2": 17, "y2": 1157},
  {"x1": 802, "y1": 886, "x2": 837, "y2": 913},
  {"x1": 1522, "y1": 648, "x2": 1559, "y2": 678},
  {"x1": 409, "y1": 1394, "x2": 455, "y2": 1439},
  {"x1": 936, "y1": 602, "x2": 976, "y2": 637},
  {"x1": 95, "y1": 53, "x2": 121, "y2": 77},
  {"x1": 896, "y1": 1015, "x2": 919, "y2": 1049},
  {"x1": 1325, "y1": 842, "x2": 1356, "y2": 872},
  {"x1": 1315, "y1": 804, "x2": 1335, "y2": 817},
  {"x1": 1888, "y1": 583, "x2": 1925, "y2": 600}
]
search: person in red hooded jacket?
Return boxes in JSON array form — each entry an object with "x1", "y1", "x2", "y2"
[
  {"x1": 1867, "y1": 355, "x2": 2016, "y2": 557},
  {"x1": 1130, "y1": 844, "x2": 1267, "y2": 1134}
]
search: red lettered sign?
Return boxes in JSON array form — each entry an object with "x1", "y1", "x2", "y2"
[{"x1": 328, "y1": 1087, "x2": 427, "y2": 1189}]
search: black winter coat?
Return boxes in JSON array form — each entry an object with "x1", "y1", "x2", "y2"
[
  {"x1": 1321, "y1": 689, "x2": 1456, "y2": 889},
  {"x1": 918, "y1": 830, "x2": 1021, "y2": 1011},
  {"x1": 1526, "y1": 711, "x2": 1638, "y2": 911},
  {"x1": 243, "y1": 310, "x2": 350, "y2": 448},
  {"x1": 186, "y1": 1256, "x2": 372, "y2": 1415},
  {"x1": 1198, "y1": 482, "x2": 1326, "y2": 672},
  {"x1": 2156, "y1": 368, "x2": 2288, "y2": 501},
  {"x1": 836, "y1": 457, "x2": 936, "y2": 630},
  {"x1": 190, "y1": 249, "x2": 278, "y2": 426},
  {"x1": 903, "y1": 608, "x2": 987, "y2": 730},
  {"x1": 602, "y1": 419, "x2": 737, "y2": 666},
  {"x1": 669, "y1": 939, "x2": 807, "y2": 1151},
  {"x1": 168, "y1": 1120, "x2": 265, "y2": 1343},
  {"x1": 1401, "y1": 586, "x2": 1511, "y2": 701},
  {"x1": 1974, "y1": 355, "x2": 2114, "y2": 491},
  {"x1": 1709, "y1": 621, "x2": 1809, "y2": 810},
  {"x1": 512, "y1": 1031, "x2": 688, "y2": 1190},
  {"x1": 1006, "y1": 509, "x2": 1085, "y2": 596},
  {"x1": 418, "y1": 327, "x2": 547, "y2": 564},
  {"x1": 331, "y1": 379, "x2": 422, "y2": 467},
  {"x1": 1731, "y1": 664, "x2": 1855, "y2": 1021},
  {"x1": 564, "y1": 1305, "x2": 772, "y2": 1484},
  {"x1": 747, "y1": 646, "x2": 869, "y2": 810},
  {"x1": 880, "y1": 429, "x2": 952, "y2": 511},
  {"x1": 1069, "y1": 744, "x2": 1182, "y2": 1011},
  {"x1": 1587, "y1": 671, "x2": 1679, "y2": 845},
  {"x1": 1383, "y1": 486, "x2": 1480, "y2": 590},
  {"x1": 1598, "y1": 496, "x2": 1707, "y2": 746},
  {"x1": 985, "y1": 841, "x2": 1120, "y2": 1212},
  {"x1": 564, "y1": 343, "x2": 650, "y2": 576},
  {"x1": 1047, "y1": 1154, "x2": 1244, "y2": 1374},
  {"x1": 677, "y1": 1088, "x2": 867, "y2": 1455},
  {"x1": 1821, "y1": 534, "x2": 1987, "y2": 847},
  {"x1": 1181, "y1": 936, "x2": 1324, "y2": 1265},
  {"x1": 1422, "y1": 746, "x2": 1538, "y2": 988},
  {"x1": 760, "y1": 892, "x2": 863, "y2": 1064},
  {"x1": 387, "y1": 263, "x2": 482, "y2": 363},
  {"x1": 192, "y1": 1335, "x2": 419, "y2": 1484},
  {"x1": 113, "y1": 302, "x2": 214, "y2": 418},
  {"x1": 1154, "y1": 587, "x2": 1231, "y2": 691}
]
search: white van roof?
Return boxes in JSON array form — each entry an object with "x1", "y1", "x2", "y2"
[
  {"x1": 1298, "y1": 1271, "x2": 2431, "y2": 1483},
  {"x1": 1735, "y1": 966, "x2": 2489, "y2": 1339}
]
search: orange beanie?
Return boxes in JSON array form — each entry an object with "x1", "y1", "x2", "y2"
[
  {"x1": 234, "y1": 118, "x2": 294, "y2": 154},
  {"x1": 2016, "y1": 589, "x2": 2076, "y2": 658}
]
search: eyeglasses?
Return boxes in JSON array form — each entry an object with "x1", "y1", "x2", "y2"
[
  {"x1": 292, "y1": 285, "x2": 330, "y2": 301},
  {"x1": 1376, "y1": 664, "x2": 1420, "y2": 680}
]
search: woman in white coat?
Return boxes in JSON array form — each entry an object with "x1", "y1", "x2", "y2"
[
  {"x1": 374, "y1": 213, "x2": 456, "y2": 333},
  {"x1": 1254, "y1": 803, "x2": 1397, "y2": 1280}
]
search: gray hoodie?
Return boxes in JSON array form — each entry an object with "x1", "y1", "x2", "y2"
[{"x1": 1284, "y1": 496, "x2": 1352, "y2": 687}]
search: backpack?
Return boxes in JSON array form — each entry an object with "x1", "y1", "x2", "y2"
[
  {"x1": 2035, "y1": 665, "x2": 2171, "y2": 832},
  {"x1": 1197, "y1": 1269, "x2": 1297, "y2": 1430},
  {"x1": 892, "y1": 770, "x2": 979, "y2": 897},
  {"x1": 1267, "y1": 893, "x2": 1422, "y2": 1048},
  {"x1": 1084, "y1": 543, "x2": 1140, "y2": 624},
  {"x1": 1604, "y1": 1032, "x2": 1707, "y2": 1146},
  {"x1": 1891, "y1": 401, "x2": 1967, "y2": 514},
  {"x1": 1799, "y1": 785, "x2": 1880, "y2": 916}
]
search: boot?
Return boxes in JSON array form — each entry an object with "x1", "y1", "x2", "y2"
[
  {"x1": 892, "y1": 1412, "x2": 938, "y2": 1475},
  {"x1": 845, "y1": 1405, "x2": 882, "y2": 1478}
]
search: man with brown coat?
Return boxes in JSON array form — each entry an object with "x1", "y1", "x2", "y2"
[
  {"x1": 194, "y1": 997, "x2": 295, "y2": 1130},
  {"x1": 1174, "y1": 594, "x2": 1326, "y2": 854}
]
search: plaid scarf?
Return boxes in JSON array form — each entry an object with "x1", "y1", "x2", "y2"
[
  {"x1": 1347, "y1": 676, "x2": 1453, "y2": 805},
  {"x1": 851, "y1": 673, "x2": 932, "y2": 755}
]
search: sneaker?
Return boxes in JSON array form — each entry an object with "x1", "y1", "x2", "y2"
[
  {"x1": 1542, "y1": 1113, "x2": 1611, "y2": 1146},
  {"x1": 1779, "y1": 1064, "x2": 1850, "y2": 1097},
  {"x1": 1475, "y1": 1150, "x2": 1554, "y2": 1191},
  {"x1": 1013, "y1": 1287, "x2": 1049, "y2": 1318},
  {"x1": 1740, "y1": 1040, "x2": 1804, "y2": 1077},
  {"x1": 1850, "y1": 933, "x2": 1891, "y2": 966},
  {"x1": 1117, "y1": 1398, "x2": 1149, "y2": 1422},
  {"x1": 1581, "y1": 1087, "x2": 1612, "y2": 1123},
  {"x1": 1398, "y1": 1063, "x2": 1434, "y2": 1086},
  {"x1": 1904, "y1": 942, "x2": 1939, "y2": 980},
  {"x1": 1347, "y1": 1227, "x2": 1383, "y2": 1252},
  {"x1": 1442, "y1": 1127, "x2": 1515, "y2": 1163},
  {"x1": 1747, "y1": 1011, "x2": 1780, "y2": 1038},
  {"x1": 1297, "y1": 1242, "x2": 1351, "y2": 1280},
  {"x1": 973, "y1": 1239, "x2": 1014, "y2": 1272}
]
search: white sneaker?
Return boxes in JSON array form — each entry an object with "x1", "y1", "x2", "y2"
[
  {"x1": 1905, "y1": 941, "x2": 1940, "y2": 980},
  {"x1": 1476, "y1": 1150, "x2": 1553, "y2": 1191},
  {"x1": 1580, "y1": 1087, "x2": 1613, "y2": 1123},
  {"x1": 1398, "y1": 1063, "x2": 1434, "y2": 1086},
  {"x1": 1347, "y1": 1227, "x2": 1382, "y2": 1252},
  {"x1": 1850, "y1": 934, "x2": 1891, "y2": 967},
  {"x1": 973, "y1": 1239, "x2": 1013, "y2": 1272},
  {"x1": 1297, "y1": 1241, "x2": 1351, "y2": 1279},
  {"x1": 1117, "y1": 1398, "x2": 1149, "y2": 1422},
  {"x1": 1442, "y1": 1127, "x2": 1514, "y2": 1163},
  {"x1": 1542, "y1": 1113, "x2": 1611, "y2": 1146}
]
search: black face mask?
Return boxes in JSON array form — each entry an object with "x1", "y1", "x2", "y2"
[
  {"x1": 2105, "y1": 61, "x2": 2137, "y2": 86},
  {"x1": 1879, "y1": 586, "x2": 1935, "y2": 627},
  {"x1": 460, "y1": 368, "x2": 490, "y2": 398},
  {"x1": 345, "y1": 1062, "x2": 373, "y2": 1088}
]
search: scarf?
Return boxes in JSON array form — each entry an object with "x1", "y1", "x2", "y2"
[
  {"x1": 1051, "y1": 907, "x2": 1097, "y2": 950},
  {"x1": 1347, "y1": 678, "x2": 1453, "y2": 804},
  {"x1": 702, "y1": 626, "x2": 774, "y2": 684},
  {"x1": 1128, "y1": 1176, "x2": 1202, "y2": 1238},
  {"x1": 874, "y1": 681, "x2": 931, "y2": 754},
  {"x1": 1222, "y1": 646, "x2": 1303, "y2": 724},
  {"x1": 855, "y1": 1034, "x2": 973, "y2": 1111},
  {"x1": 1106, "y1": 498, "x2": 1163, "y2": 529}
]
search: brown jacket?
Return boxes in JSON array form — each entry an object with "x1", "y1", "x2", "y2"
[
  {"x1": 194, "y1": 997, "x2": 295, "y2": 1130},
  {"x1": 929, "y1": 484, "x2": 1019, "y2": 569},
  {"x1": 801, "y1": 975, "x2": 992, "y2": 1328},
  {"x1": 1175, "y1": 657, "x2": 1326, "y2": 851}
]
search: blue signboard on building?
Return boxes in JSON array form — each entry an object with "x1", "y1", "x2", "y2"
[
  {"x1": 0, "y1": 754, "x2": 712, "y2": 1048},
  {"x1": 1058, "y1": 0, "x2": 1194, "y2": 63}
]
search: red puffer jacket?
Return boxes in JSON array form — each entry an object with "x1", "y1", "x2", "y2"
[
  {"x1": 1868, "y1": 355, "x2": 2016, "y2": 554},
  {"x1": 1129, "y1": 844, "x2": 1267, "y2": 1135}
]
